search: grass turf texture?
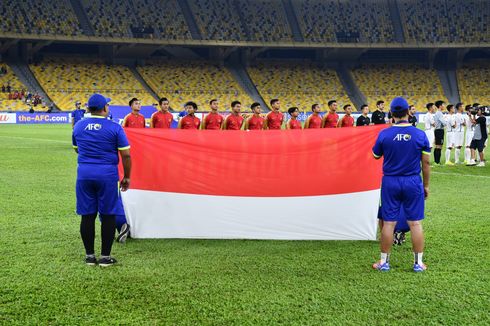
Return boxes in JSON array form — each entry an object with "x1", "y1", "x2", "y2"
[{"x1": 1, "y1": 124, "x2": 489, "y2": 325}]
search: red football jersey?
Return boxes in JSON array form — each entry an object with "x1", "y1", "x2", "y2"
[
  {"x1": 151, "y1": 111, "x2": 173, "y2": 129},
  {"x1": 123, "y1": 112, "x2": 146, "y2": 128},
  {"x1": 323, "y1": 112, "x2": 339, "y2": 128},
  {"x1": 204, "y1": 112, "x2": 224, "y2": 130},
  {"x1": 225, "y1": 114, "x2": 244, "y2": 130},
  {"x1": 180, "y1": 115, "x2": 200, "y2": 129},
  {"x1": 267, "y1": 111, "x2": 284, "y2": 130},
  {"x1": 288, "y1": 119, "x2": 302, "y2": 129},
  {"x1": 307, "y1": 114, "x2": 322, "y2": 128},
  {"x1": 247, "y1": 115, "x2": 265, "y2": 130},
  {"x1": 340, "y1": 115, "x2": 354, "y2": 127}
]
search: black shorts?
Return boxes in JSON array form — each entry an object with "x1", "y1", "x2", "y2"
[
  {"x1": 470, "y1": 138, "x2": 487, "y2": 152},
  {"x1": 434, "y1": 129, "x2": 444, "y2": 146}
]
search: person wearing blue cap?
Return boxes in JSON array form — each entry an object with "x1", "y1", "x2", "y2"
[
  {"x1": 371, "y1": 97, "x2": 431, "y2": 272},
  {"x1": 72, "y1": 94, "x2": 132, "y2": 267},
  {"x1": 71, "y1": 101, "x2": 85, "y2": 128}
]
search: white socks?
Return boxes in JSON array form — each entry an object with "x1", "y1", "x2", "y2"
[
  {"x1": 465, "y1": 147, "x2": 471, "y2": 162},
  {"x1": 414, "y1": 252, "x2": 424, "y2": 264},
  {"x1": 445, "y1": 149, "x2": 451, "y2": 163},
  {"x1": 380, "y1": 252, "x2": 389, "y2": 264},
  {"x1": 455, "y1": 148, "x2": 461, "y2": 163}
]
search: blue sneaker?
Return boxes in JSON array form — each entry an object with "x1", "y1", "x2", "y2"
[
  {"x1": 413, "y1": 263, "x2": 427, "y2": 272},
  {"x1": 372, "y1": 261, "x2": 390, "y2": 271}
]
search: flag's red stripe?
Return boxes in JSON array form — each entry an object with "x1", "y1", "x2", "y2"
[{"x1": 120, "y1": 126, "x2": 384, "y2": 197}]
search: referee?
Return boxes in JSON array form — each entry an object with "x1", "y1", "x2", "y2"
[
  {"x1": 372, "y1": 97, "x2": 431, "y2": 272},
  {"x1": 72, "y1": 94, "x2": 131, "y2": 267},
  {"x1": 433, "y1": 100, "x2": 446, "y2": 164}
]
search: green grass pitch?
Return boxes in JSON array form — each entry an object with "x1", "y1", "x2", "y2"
[{"x1": 1, "y1": 124, "x2": 489, "y2": 325}]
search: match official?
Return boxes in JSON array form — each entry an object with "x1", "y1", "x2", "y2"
[
  {"x1": 72, "y1": 94, "x2": 131, "y2": 267},
  {"x1": 372, "y1": 97, "x2": 430, "y2": 272}
]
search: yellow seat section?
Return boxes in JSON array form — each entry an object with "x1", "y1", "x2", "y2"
[
  {"x1": 457, "y1": 63, "x2": 490, "y2": 105},
  {"x1": 30, "y1": 58, "x2": 155, "y2": 111},
  {"x1": 188, "y1": 0, "x2": 247, "y2": 41},
  {"x1": 137, "y1": 60, "x2": 254, "y2": 112},
  {"x1": 293, "y1": 0, "x2": 394, "y2": 43},
  {"x1": 351, "y1": 64, "x2": 447, "y2": 111},
  {"x1": 398, "y1": 0, "x2": 489, "y2": 43},
  {"x1": 248, "y1": 61, "x2": 350, "y2": 112},
  {"x1": 0, "y1": 63, "x2": 29, "y2": 111},
  {"x1": 236, "y1": 0, "x2": 292, "y2": 42},
  {"x1": 0, "y1": 0, "x2": 82, "y2": 36}
]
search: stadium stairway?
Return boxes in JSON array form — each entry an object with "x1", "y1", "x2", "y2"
[
  {"x1": 437, "y1": 69, "x2": 460, "y2": 104},
  {"x1": 282, "y1": 0, "x2": 304, "y2": 42},
  {"x1": 8, "y1": 62, "x2": 57, "y2": 110},
  {"x1": 226, "y1": 64, "x2": 269, "y2": 111},
  {"x1": 127, "y1": 65, "x2": 160, "y2": 107},
  {"x1": 177, "y1": 0, "x2": 202, "y2": 40},
  {"x1": 336, "y1": 66, "x2": 366, "y2": 110},
  {"x1": 387, "y1": 0, "x2": 405, "y2": 43},
  {"x1": 68, "y1": 0, "x2": 95, "y2": 36}
]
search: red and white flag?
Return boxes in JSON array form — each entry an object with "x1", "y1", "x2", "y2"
[{"x1": 121, "y1": 126, "x2": 384, "y2": 240}]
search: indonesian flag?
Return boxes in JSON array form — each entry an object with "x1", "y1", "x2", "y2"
[{"x1": 121, "y1": 126, "x2": 384, "y2": 240}]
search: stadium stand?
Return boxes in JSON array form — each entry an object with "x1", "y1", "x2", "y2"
[
  {"x1": 187, "y1": 0, "x2": 247, "y2": 41},
  {"x1": 292, "y1": 0, "x2": 395, "y2": 43},
  {"x1": 398, "y1": 0, "x2": 489, "y2": 43},
  {"x1": 0, "y1": 63, "x2": 29, "y2": 111},
  {"x1": 30, "y1": 57, "x2": 155, "y2": 111},
  {"x1": 351, "y1": 64, "x2": 447, "y2": 110},
  {"x1": 457, "y1": 63, "x2": 490, "y2": 105},
  {"x1": 137, "y1": 60, "x2": 254, "y2": 111},
  {"x1": 81, "y1": 0, "x2": 134, "y2": 38},
  {"x1": 131, "y1": 0, "x2": 192, "y2": 39},
  {"x1": 237, "y1": 0, "x2": 293, "y2": 42},
  {"x1": 0, "y1": 0, "x2": 82, "y2": 36},
  {"x1": 81, "y1": 0, "x2": 191, "y2": 39},
  {"x1": 247, "y1": 61, "x2": 351, "y2": 111}
]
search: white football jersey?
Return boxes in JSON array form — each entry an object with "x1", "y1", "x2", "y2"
[
  {"x1": 424, "y1": 112, "x2": 435, "y2": 130},
  {"x1": 446, "y1": 114, "x2": 456, "y2": 132},
  {"x1": 455, "y1": 112, "x2": 465, "y2": 132}
]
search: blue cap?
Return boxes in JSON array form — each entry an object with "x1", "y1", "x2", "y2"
[
  {"x1": 88, "y1": 94, "x2": 111, "y2": 110},
  {"x1": 390, "y1": 97, "x2": 409, "y2": 112}
]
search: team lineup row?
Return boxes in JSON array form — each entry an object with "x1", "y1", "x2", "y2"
[{"x1": 117, "y1": 97, "x2": 418, "y2": 130}]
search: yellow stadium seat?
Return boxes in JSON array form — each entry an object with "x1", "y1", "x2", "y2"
[
  {"x1": 248, "y1": 61, "x2": 350, "y2": 112},
  {"x1": 137, "y1": 60, "x2": 254, "y2": 112},
  {"x1": 351, "y1": 64, "x2": 447, "y2": 111},
  {"x1": 30, "y1": 58, "x2": 155, "y2": 111}
]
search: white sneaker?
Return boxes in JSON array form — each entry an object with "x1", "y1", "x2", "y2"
[
  {"x1": 467, "y1": 159, "x2": 476, "y2": 166},
  {"x1": 476, "y1": 162, "x2": 485, "y2": 167}
]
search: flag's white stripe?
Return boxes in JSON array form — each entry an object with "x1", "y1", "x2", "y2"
[{"x1": 122, "y1": 189, "x2": 380, "y2": 240}]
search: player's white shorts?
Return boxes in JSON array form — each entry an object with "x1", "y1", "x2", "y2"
[
  {"x1": 465, "y1": 131, "x2": 474, "y2": 147},
  {"x1": 454, "y1": 131, "x2": 464, "y2": 147},
  {"x1": 425, "y1": 129, "x2": 434, "y2": 147},
  {"x1": 447, "y1": 132, "x2": 456, "y2": 147}
]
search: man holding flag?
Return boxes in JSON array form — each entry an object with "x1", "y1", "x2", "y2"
[
  {"x1": 372, "y1": 97, "x2": 431, "y2": 272},
  {"x1": 72, "y1": 94, "x2": 131, "y2": 267}
]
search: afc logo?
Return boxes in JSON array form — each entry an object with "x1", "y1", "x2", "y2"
[
  {"x1": 393, "y1": 133, "x2": 412, "y2": 142},
  {"x1": 85, "y1": 123, "x2": 102, "y2": 131}
]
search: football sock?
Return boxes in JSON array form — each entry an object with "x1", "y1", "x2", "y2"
[
  {"x1": 80, "y1": 214, "x2": 97, "y2": 256},
  {"x1": 380, "y1": 253, "x2": 389, "y2": 264},
  {"x1": 445, "y1": 149, "x2": 451, "y2": 162},
  {"x1": 434, "y1": 149, "x2": 441, "y2": 164},
  {"x1": 465, "y1": 148, "x2": 471, "y2": 162},
  {"x1": 100, "y1": 214, "x2": 116, "y2": 256},
  {"x1": 455, "y1": 148, "x2": 460, "y2": 163},
  {"x1": 414, "y1": 252, "x2": 424, "y2": 264}
]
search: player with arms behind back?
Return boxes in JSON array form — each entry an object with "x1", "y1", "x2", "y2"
[
  {"x1": 72, "y1": 94, "x2": 131, "y2": 267},
  {"x1": 372, "y1": 97, "x2": 431, "y2": 272},
  {"x1": 265, "y1": 99, "x2": 284, "y2": 130}
]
